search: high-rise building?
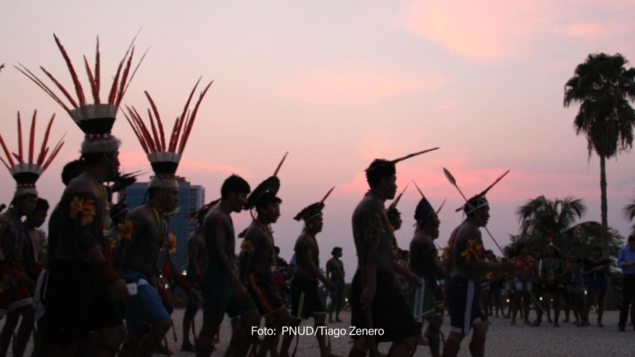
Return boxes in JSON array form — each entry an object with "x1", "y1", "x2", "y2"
[{"x1": 123, "y1": 176, "x2": 205, "y2": 274}]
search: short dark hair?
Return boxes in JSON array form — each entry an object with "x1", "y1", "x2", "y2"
[
  {"x1": 11, "y1": 193, "x2": 36, "y2": 207},
  {"x1": 80, "y1": 152, "x2": 114, "y2": 167},
  {"x1": 255, "y1": 192, "x2": 282, "y2": 214},
  {"x1": 221, "y1": 175, "x2": 251, "y2": 198},
  {"x1": 628, "y1": 234, "x2": 635, "y2": 242},
  {"x1": 274, "y1": 246, "x2": 280, "y2": 254},
  {"x1": 365, "y1": 159, "x2": 395, "y2": 189},
  {"x1": 34, "y1": 198, "x2": 49, "y2": 213},
  {"x1": 61, "y1": 160, "x2": 85, "y2": 186}
]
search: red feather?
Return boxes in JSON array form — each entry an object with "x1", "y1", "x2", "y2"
[
  {"x1": 29, "y1": 111, "x2": 36, "y2": 164},
  {"x1": 95, "y1": 37, "x2": 101, "y2": 104},
  {"x1": 42, "y1": 140, "x2": 64, "y2": 171},
  {"x1": 39, "y1": 66, "x2": 79, "y2": 109},
  {"x1": 0, "y1": 133, "x2": 15, "y2": 166},
  {"x1": 122, "y1": 47, "x2": 149, "y2": 96},
  {"x1": 15, "y1": 64, "x2": 71, "y2": 113},
  {"x1": 108, "y1": 60, "x2": 124, "y2": 105},
  {"x1": 115, "y1": 46, "x2": 134, "y2": 106},
  {"x1": 124, "y1": 112, "x2": 149, "y2": 154},
  {"x1": 17, "y1": 113, "x2": 24, "y2": 163},
  {"x1": 83, "y1": 56, "x2": 98, "y2": 104},
  {"x1": 173, "y1": 78, "x2": 201, "y2": 151},
  {"x1": 179, "y1": 81, "x2": 213, "y2": 154},
  {"x1": 147, "y1": 109, "x2": 161, "y2": 152},
  {"x1": 144, "y1": 92, "x2": 166, "y2": 151},
  {"x1": 53, "y1": 34, "x2": 86, "y2": 106},
  {"x1": 0, "y1": 157, "x2": 10, "y2": 171},
  {"x1": 37, "y1": 114, "x2": 55, "y2": 166}
]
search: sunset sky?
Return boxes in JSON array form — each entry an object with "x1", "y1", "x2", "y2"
[{"x1": 2, "y1": 0, "x2": 635, "y2": 278}]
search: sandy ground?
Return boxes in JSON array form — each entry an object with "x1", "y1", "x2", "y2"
[{"x1": 1, "y1": 308, "x2": 634, "y2": 356}]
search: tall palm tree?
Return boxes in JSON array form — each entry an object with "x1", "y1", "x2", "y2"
[
  {"x1": 564, "y1": 53, "x2": 635, "y2": 242},
  {"x1": 625, "y1": 196, "x2": 635, "y2": 235},
  {"x1": 517, "y1": 196, "x2": 599, "y2": 251}
]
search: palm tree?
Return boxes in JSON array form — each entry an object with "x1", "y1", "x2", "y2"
[
  {"x1": 625, "y1": 196, "x2": 635, "y2": 235},
  {"x1": 564, "y1": 53, "x2": 635, "y2": 242},
  {"x1": 516, "y1": 196, "x2": 599, "y2": 252}
]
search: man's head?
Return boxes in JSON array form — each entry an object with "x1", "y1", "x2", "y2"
[
  {"x1": 256, "y1": 192, "x2": 282, "y2": 224},
  {"x1": 305, "y1": 214, "x2": 324, "y2": 234},
  {"x1": 365, "y1": 159, "x2": 397, "y2": 200},
  {"x1": 81, "y1": 150, "x2": 121, "y2": 181},
  {"x1": 332, "y1": 247, "x2": 342, "y2": 258},
  {"x1": 11, "y1": 194, "x2": 38, "y2": 216},
  {"x1": 61, "y1": 159, "x2": 85, "y2": 186},
  {"x1": 221, "y1": 175, "x2": 251, "y2": 213},
  {"x1": 27, "y1": 198, "x2": 49, "y2": 228},
  {"x1": 628, "y1": 234, "x2": 635, "y2": 250},
  {"x1": 532, "y1": 248, "x2": 543, "y2": 259},
  {"x1": 148, "y1": 186, "x2": 179, "y2": 213},
  {"x1": 274, "y1": 246, "x2": 280, "y2": 258},
  {"x1": 591, "y1": 245, "x2": 602, "y2": 259},
  {"x1": 465, "y1": 195, "x2": 490, "y2": 227},
  {"x1": 414, "y1": 196, "x2": 440, "y2": 239}
]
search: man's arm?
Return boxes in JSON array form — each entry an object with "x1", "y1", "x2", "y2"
[
  {"x1": 238, "y1": 228, "x2": 258, "y2": 283},
  {"x1": 462, "y1": 230, "x2": 509, "y2": 272},
  {"x1": 112, "y1": 216, "x2": 141, "y2": 271},
  {"x1": 325, "y1": 260, "x2": 332, "y2": 281},
  {"x1": 205, "y1": 215, "x2": 242, "y2": 290},
  {"x1": 298, "y1": 239, "x2": 329, "y2": 284},
  {"x1": 0, "y1": 221, "x2": 9, "y2": 261}
]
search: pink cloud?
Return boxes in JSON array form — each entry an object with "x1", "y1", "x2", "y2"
[
  {"x1": 277, "y1": 65, "x2": 448, "y2": 105},
  {"x1": 395, "y1": 0, "x2": 540, "y2": 61},
  {"x1": 395, "y1": 0, "x2": 635, "y2": 61}
]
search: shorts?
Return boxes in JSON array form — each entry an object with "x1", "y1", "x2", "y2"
[
  {"x1": 514, "y1": 276, "x2": 533, "y2": 291},
  {"x1": 42, "y1": 259, "x2": 123, "y2": 346},
  {"x1": 567, "y1": 282, "x2": 585, "y2": 295},
  {"x1": 412, "y1": 279, "x2": 437, "y2": 322},
  {"x1": 351, "y1": 269, "x2": 421, "y2": 343},
  {"x1": 291, "y1": 276, "x2": 325, "y2": 320},
  {"x1": 586, "y1": 277, "x2": 607, "y2": 292},
  {"x1": 201, "y1": 264, "x2": 256, "y2": 324},
  {"x1": 0, "y1": 262, "x2": 34, "y2": 318},
  {"x1": 121, "y1": 269, "x2": 170, "y2": 330},
  {"x1": 446, "y1": 276, "x2": 486, "y2": 335},
  {"x1": 247, "y1": 273, "x2": 284, "y2": 316}
]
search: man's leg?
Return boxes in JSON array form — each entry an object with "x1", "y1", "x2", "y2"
[
  {"x1": 618, "y1": 276, "x2": 634, "y2": 329},
  {"x1": 596, "y1": 290, "x2": 606, "y2": 327},
  {"x1": 226, "y1": 309, "x2": 260, "y2": 357},
  {"x1": 469, "y1": 322, "x2": 489, "y2": 357},
  {"x1": 427, "y1": 315, "x2": 442, "y2": 357},
  {"x1": 182, "y1": 299, "x2": 198, "y2": 351},
  {"x1": 313, "y1": 313, "x2": 339, "y2": 357},
  {"x1": 280, "y1": 318, "x2": 301, "y2": 357},
  {"x1": 335, "y1": 289, "x2": 343, "y2": 322},
  {"x1": 14, "y1": 305, "x2": 35, "y2": 357},
  {"x1": 196, "y1": 321, "x2": 220, "y2": 357},
  {"x1": 93, "y1": 324, "x2": 127, "y2": 357},
  {"x1": 441, "y1": 332, "x2": 465, "y2": 357},
  {"x1": 0, "y1": 310, "x2": 19, "y2": 357},
  {"x1": 510, "y1": 290, "x2": 519, "y2": 325},
  {"x1": 522, "y1": 291, "x2": 531, "y2": 324},
  {"x1": 119, "y1": 328, "x2": 146, "y2": 357},
  {"x1": 259, "y1": 308, "x2": 290, "y2": 357}
]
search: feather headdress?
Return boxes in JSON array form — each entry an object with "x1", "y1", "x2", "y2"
[
  {"x1": 294, "y1": 186, "x2": 335, "y2": 222},
  {"x1": 16, "y1": 35, "x2": 147, "y2": 154},
  {"x1": 245, "y1": 152, "x2": 288, "y2": 210},
  {"x1": 125, "y1": 77, "x2": 213, "y2": 189},
  {"x1": 0, "y1": 111, "x2": 64, "y2": 196}
]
